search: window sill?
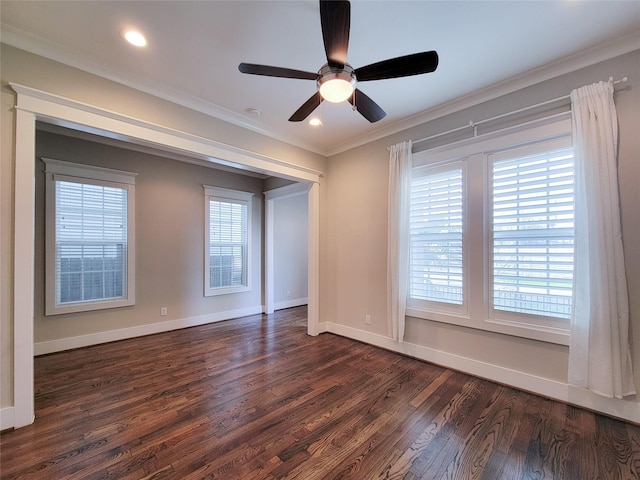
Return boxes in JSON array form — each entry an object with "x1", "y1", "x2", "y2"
[
  {"x1": 46, "y1": 297, "x2": 135, "y2": 316},
  {"x1": 204, "y1": 285, "x2": 251, "y2": 297}
]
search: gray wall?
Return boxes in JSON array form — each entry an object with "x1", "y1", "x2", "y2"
[{"x1": 34, "y1": 130, "x2": 265, "y2": 344}]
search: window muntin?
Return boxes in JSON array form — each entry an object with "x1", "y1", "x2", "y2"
[
  {"x1": 44, "y1": 159, "x2": 136, "y2": 315},
  {"x1": 204, "y1": 186, "x2": 253, "y2": 296},
  {"x1": 407, "y1": 115, "x2": 573, "y2": 344}
]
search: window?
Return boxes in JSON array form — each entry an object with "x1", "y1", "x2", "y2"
[
  {"x1": 44, "y1": 158, "x2": 136, "y2": 315},
  {"x1": 204, "y1": 186, "x2": 253, "y2": 296},
  {"x1": 409, "y1": 162, "x2": 465, "y2": 310},
  {"x1": 491, "y1": 147, "x2": 575, "y2": 320},
  {"x1": 407, "y1": 115, "x2": 574, "y2": 344}
]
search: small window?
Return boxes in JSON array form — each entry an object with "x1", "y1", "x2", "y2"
[
  {"x1": 204, "y1": 186, "x2": 253, "y2": 296},
  {"x1": 44, "y1": 158, "x2": 136, "y2": 315}
]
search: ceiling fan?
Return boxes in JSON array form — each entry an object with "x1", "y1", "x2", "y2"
[{"x1": 238, "y1": 0, "x2": 438, "y2": 123}]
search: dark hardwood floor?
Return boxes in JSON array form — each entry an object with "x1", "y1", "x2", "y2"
[{"x1": 1, "y1": 306, "x2": 639, "y2": 479}]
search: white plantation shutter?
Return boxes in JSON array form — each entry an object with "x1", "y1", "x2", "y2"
[
  {"x1": 491, "y1": 147, "x2": 575, "y2": 319},
  {"x1": 409, "y1": 164, "x2": 464, "y2": 306},
  {"x1": 55, "y1": 179, "x2": 128, "y2": 304}
]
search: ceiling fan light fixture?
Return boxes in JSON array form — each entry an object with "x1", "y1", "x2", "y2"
[
  {"x1": 317, "y1": 65, "x2": 356, "y2": 103},
  {"x1": 319, "y1": 78, "x2": 354, "y2": 103},
  {"x1": 123, "y1": 29, "x2": 147, "y2": 47}
]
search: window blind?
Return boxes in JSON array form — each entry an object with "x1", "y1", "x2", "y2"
[
  {"x1": 55, "y1": 180, "x2": 128, "y2": 305},
  {"x1": 492, "y1": 148, "x2": 575, "y2": 319},
  {"x1": 209, "y1": 200, "x2": 247, "y2": 288},
  {"x1": 409, "y1": 167, "x2": 464, "y2": 305}
]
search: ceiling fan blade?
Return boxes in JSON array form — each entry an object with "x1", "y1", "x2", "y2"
[
  {"x1": 348, "y1": 89, "x2": 386, "y2": 123},
  {"x1": 320, "y1": 0, "x2": 350, "y2": 68},
  {"x1": 239, "y1": 63, "x2": 319, "y2": 80},
  {"x1": 289, "y1": 92, "x2": 323, "y2": 122},
  {"x1": 355, "y1": 51, "x2": 439, "y2": 82}
]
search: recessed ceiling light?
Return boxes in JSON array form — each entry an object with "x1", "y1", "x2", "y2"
[
  {"x1": 123, "y1": 30, "x2": 147, "y2": 47},
  {"x1": 309, "y1": 118, "x2": 323, "y2": 127}
]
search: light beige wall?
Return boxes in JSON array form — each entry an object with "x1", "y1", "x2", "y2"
[
  {"x1": 324, "y1": 51, "x2": 640, "y2": 400},
  {"x1": 34, "y1": 130, "x2": 265, "y2": 342},
  {"x1": 0, "y1": 43, "x2": 327, "y2": 411}
]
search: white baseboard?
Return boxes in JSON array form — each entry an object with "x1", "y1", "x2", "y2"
[
  {"x1": 274, "y1": 297, "x2": 308, "y2": 311},
  {"x1": 317, "y1": 322, "x2": 329, "y2": 334},
  {"x1": 325, "y1": 322, "x2": 640, "y2": 425},
  {"x1": 34, "y1": 305, "x2": 263, "y2": 356},
  {"x1": 0, "y1": 407, "x2": 14, "y2": 431}
]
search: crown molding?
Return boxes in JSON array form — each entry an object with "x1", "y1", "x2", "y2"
[
  {"x1": 3, "y1": 22, "x2": 638, "y2": 158},
  {"x1": 325, "y1": 32, "x2": 640, "y2": 156},
  {"x1": 0, "y1": 23, "x2": 327, "y2": 156}
]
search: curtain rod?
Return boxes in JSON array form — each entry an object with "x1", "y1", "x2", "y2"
[{"x1": 411, "y1": 76, "x2": 628, "y2": 147}]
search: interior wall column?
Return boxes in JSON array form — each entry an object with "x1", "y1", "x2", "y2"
[{"x1": 13, "y1": 107, "x2": 36, "y2": 428}]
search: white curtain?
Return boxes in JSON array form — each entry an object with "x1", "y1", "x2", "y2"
[
  {"x1": 568, "y1": 81, "x2": 636, "y2": 399},
  {"x1": 387, "y1": 141, "x2": 412, "y2": 342}
]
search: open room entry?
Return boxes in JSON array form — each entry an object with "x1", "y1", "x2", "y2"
[
  {"x1": 265, "y1": 183, "x2": 310, "y2": 315},
  {"x1": 10, "y1": 83, "x2": 322, "y2": 428}
]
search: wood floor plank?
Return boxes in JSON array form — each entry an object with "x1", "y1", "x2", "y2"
[
  {"x1": 410, "y1": 368, "x2": 454, "y2": 408},
  {"x1": 2, "y1": 306, "x2": 639, "y2": 480},
  {"x1": 595, "y1": 414, "x2": 638, "y2": 479}
]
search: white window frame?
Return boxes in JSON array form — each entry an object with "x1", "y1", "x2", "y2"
[
  {"x1": 488, "y1": 138, "x2": 575, "y2": 330},
  {"x1": 409, "y1": 159, "x2": 469, "y2": 318},
  {"x1": 203, "y1": 185, "x2": 253, "y2": 296},
  {"x1": 44, "y1": 158, "x2": 137, "y2": 315},
  {"x1": 408, "y1": 114, "x2": 573, "y2": 345}
]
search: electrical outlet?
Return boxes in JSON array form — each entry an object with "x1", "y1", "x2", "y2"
[
  {"x1": 286, "y1": 290, "x2": 291, "y2": 297},
  {"x1": 365, "y1": 314, "x2": 371, "y2": 325},
  {"x1": 161, "y1": 307, "x2": 168, "y2": 316}
]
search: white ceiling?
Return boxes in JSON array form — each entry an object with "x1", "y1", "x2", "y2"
[{"x1": 1, "y1": 1, "x2": 639, "y2": 156}]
